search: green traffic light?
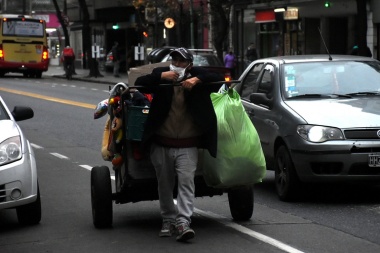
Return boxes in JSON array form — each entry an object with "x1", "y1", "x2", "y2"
[
  {"x1": 112, "y1": 23, "x2": 119, "y2": 30},
  {"x1": 324, "y1": 1, "x2": 331, "y2": 7}
]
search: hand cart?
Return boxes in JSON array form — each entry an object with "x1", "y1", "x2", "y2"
[{"x1": 90, "y1": 81, "x2": 254, "y2": 228}]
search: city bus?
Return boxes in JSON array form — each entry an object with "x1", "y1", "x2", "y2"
[{"x1": 0, "y1": 14, "x2": 49, "y2": 78}]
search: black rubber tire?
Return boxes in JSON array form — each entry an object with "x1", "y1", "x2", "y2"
[
  {"x1": 228, "y1": 185, "x2": 254, "y2": 221},
  {"x1": 91, "y1": 166, "x2": 113, "y2": 228},
  {"x1": 275, "y1": 145, "x2": 301, "y2": 201},
  {"x1": 36, "y1": 71, "x2": 42, "y2": 78},
  {"x1": 16, "y1": 183, "x2": 42, "y2": 225}
]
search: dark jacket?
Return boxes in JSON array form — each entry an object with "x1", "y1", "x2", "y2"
[{"x1": 134, "y1": 66, "x2": 224, "y2": 158}]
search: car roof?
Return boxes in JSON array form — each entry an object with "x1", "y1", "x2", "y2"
[{"x1": 260, "y1": 54, "x2": 377, "y2": 64}]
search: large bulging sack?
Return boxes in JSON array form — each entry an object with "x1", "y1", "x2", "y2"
[{"x1": 202, "y1": 87, "x2": 266, "y2": 188}]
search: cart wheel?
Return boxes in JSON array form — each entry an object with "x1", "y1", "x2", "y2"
[
  {"x1": 228, "y1": 185, "x2": 254, "y2": 221},
  {"x1": 91, "y1": 166, "x2": 113, "y2": 228},
  {"x1": 16, "y1": 182, "x2": 42, "y2": 225}
]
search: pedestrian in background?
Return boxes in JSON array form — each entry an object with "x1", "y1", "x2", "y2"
[
  {"x1": 224, "y1": 49, "x2": 236, "y2": 79},
  {"x1": 246, "y1": 42, "x2": 258, "y2": 62},
  {"x1": 111, "y1": 41, "x2": 120, "y2": 77},
  {"x1": 134, "y1": 47, "x2": 223, "y2": 242}
]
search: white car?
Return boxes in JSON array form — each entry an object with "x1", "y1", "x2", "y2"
[{"x1": 0, "y1": 96, "x2": 41, "y2": 225}]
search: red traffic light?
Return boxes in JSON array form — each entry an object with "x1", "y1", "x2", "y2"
[{"x1": 143, "y1": 31, "x2": 148, "y2": 37}]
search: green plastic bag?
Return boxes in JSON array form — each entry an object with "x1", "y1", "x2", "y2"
[{"x1": 202, "y1": 87, "x2": 266, "y2": 188}]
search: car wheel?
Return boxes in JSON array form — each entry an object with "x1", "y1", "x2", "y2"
[
  {"x1": 275, "y1": 145, "x2": 301, "y2": 201},
  {"x1": 228, "y1": 185, "x2": 254, "y2": 221},
  {"x1": 36, "y1": 71, "x2": 42, "y2": 78},
  {"x1": 16, "y1": 182, "x2": 42, "y2": 225},
  {"x1": 91, "y1": 166, "x2": 113, "y2": 228}
]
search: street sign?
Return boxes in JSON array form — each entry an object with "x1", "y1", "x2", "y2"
[
  {"x1": 92, "y1": 45, "x2": 100, "y2": 58},
  {"x1": 134, "y1": 45, "x2": 145, "y2": 61}
]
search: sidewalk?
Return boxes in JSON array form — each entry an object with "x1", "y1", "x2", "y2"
[{"x1": 45, "y1": 65, "x2": 129, "y2": 85}]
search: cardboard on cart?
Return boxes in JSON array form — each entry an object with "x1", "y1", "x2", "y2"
[{"x1": 128, "y1": 62, "x2": 170, "y2": 86}]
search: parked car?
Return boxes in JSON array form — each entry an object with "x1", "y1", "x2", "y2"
[
  {"x1": 147, "y1": 46, "x2": 176, "y2": 63},
  {"x1": 235, "y1": 54, "x2": 380, "y2": 201},
  {"x1": 0, "y1": 96, "x2": 41, "y2": 225},
  {"x1": 160, "y1": 49, "x2": 232, "y2": 81}
]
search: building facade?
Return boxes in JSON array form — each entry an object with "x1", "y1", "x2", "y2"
[{"x1": 0, "y1": 0, "x2": 377, "y2": 74}]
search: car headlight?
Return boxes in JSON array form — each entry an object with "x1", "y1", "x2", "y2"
[
  {"x1": 297, "y1": 125, "x2": 344, "y2": 143},
  {"x1": 0, "y1": 136, "x2": 22, "y2": 165}
]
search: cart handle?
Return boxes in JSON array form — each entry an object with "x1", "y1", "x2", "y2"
[{"x1": 128, "y1": 80, "x2": 240, "y2": 90}]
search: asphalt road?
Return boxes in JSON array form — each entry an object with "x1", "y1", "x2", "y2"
[{"x1": 0, "y1": 75, "x2": 380, "y2": 253}]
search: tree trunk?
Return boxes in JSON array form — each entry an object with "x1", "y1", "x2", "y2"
[
  {"x1": 77, "y1": 0, "x2": 102, "y2": 77},
  {"x1": 52, "y1": 0, "x2": 69, "y2": 46},
  {"x1": 356, "y1": 0, "x2": 370, "y2": 56},
  {"x1": 209, "y1": 0, "x2": 230, "y2": 63}
]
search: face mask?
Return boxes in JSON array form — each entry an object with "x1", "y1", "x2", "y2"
[{"x1": 170, "y1": 64, "x2": 190, "y2": 81}]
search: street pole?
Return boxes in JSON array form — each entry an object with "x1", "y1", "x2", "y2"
[
  {"x1": 154, "y1": 0, "x2": 158, "y2": 48},
  {"x1": 189, "y1": 0, "x2": 194, "y2": 48},
  {"x1": 178, "y1": 0, "x2": 183, "y2": 46}
]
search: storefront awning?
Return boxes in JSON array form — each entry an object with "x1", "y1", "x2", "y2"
[{"x1": 255, "y1": 10, "x2": 276, "y2": 23}]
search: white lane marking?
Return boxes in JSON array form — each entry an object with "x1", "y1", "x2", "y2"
[
  {"x1": 81, "y1": 165, "x2": 115, "y2": 180},
  {"x1": 91, "y1": 88, "x2": 98, "y2": 91},
  {"x1": 80, "y1": 165, "x2": 93, "y2": 171},
  {"x1": 195, "y1": 208, "x2": 304, "y2": 253},
  {"x1": 31, "y1": 143, "x2": 43, "y2": 149},
  {"x1": 50, "y1": 152, "x2": 69, "y2": 159}
]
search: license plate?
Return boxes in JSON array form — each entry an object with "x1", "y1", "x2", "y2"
[{"x1": 368, "y1": 153, "x2": 380, "y2": 167}]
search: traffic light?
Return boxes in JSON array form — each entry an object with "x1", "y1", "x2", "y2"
[
  {"x1": 143, "y1": 31, "x2": 148, "y2": 37},
  {"x1": 324, "y1": 1, "x2": 331, "y2": 8},
  {"x1": 112, "y1": 23, "x2": 119, "y2": 30}
]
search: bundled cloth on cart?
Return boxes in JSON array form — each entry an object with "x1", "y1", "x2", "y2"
[
  {"x1": 202, "y1": 85, "x2": 266, "y2": 188},
  {"x1": 94, "y1": 85, "x2": 152, "y2": 162}
]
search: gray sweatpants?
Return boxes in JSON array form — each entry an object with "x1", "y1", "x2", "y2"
[{"x1": 150, "y1": 143, "x2": 197, "y2": 225}]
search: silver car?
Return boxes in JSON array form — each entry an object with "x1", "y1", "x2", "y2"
[
  {"x1": 235, "y1": 55, "x2": 380, "y2": 201},
  {"x1": 0, "y1": 96, "x2": 41, "y2": 225}
]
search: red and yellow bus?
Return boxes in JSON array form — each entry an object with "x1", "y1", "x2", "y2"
[{"x1": 0, "y1": 14, "x2": 49, "y2": 78}]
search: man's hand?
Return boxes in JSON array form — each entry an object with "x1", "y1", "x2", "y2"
[
  {"x1": 181, "y1": 77, "x2": 200, "y2": 90},
  {"x1": 161, "y1": 71, "x2": 179, "y2": 81}
]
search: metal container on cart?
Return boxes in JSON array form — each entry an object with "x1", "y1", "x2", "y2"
[{"x1": 90, "y1": 78, "x2": 254, "y2": 229}]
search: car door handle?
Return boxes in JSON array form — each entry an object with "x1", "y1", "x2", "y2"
[{"x1": 246, "y1": 109, "x2": 255, "y2": 117}]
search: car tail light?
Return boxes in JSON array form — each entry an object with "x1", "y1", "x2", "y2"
[
  {"x1": 224, "y1": 71, "x2": 232, "y2": 81},
  {"x1": 42, "y1": 46, "x2": 48, "y2": 61},
  {"x1": 109, "y1": 55, "x2": 114, "y2": 61},
  {"x1": 0, "y1": 44, "x2": 4, "y2": 61}
]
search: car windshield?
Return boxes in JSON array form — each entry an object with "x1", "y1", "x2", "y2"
[
  {"x1": 282, "y1": 61, "x2": 380, "y2": 99},
  {"x1": 193, "y1": 54, "x2": 222, "y2": 66}
]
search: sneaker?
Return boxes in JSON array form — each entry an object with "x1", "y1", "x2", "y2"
[
  {"x1": 176, "y1": 223, "x2": 195, "y2": 242},
  {"x1": 159, "y1": 221, "x2": 176, "y2": 237}
]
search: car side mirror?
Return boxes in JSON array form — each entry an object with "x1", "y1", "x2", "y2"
[
  {"x1": 249, "y1": 93, "x2": 273, "y2": 109},
  {"x1": 12, "y1": 106, "x2": 34, "y2": 121}
]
